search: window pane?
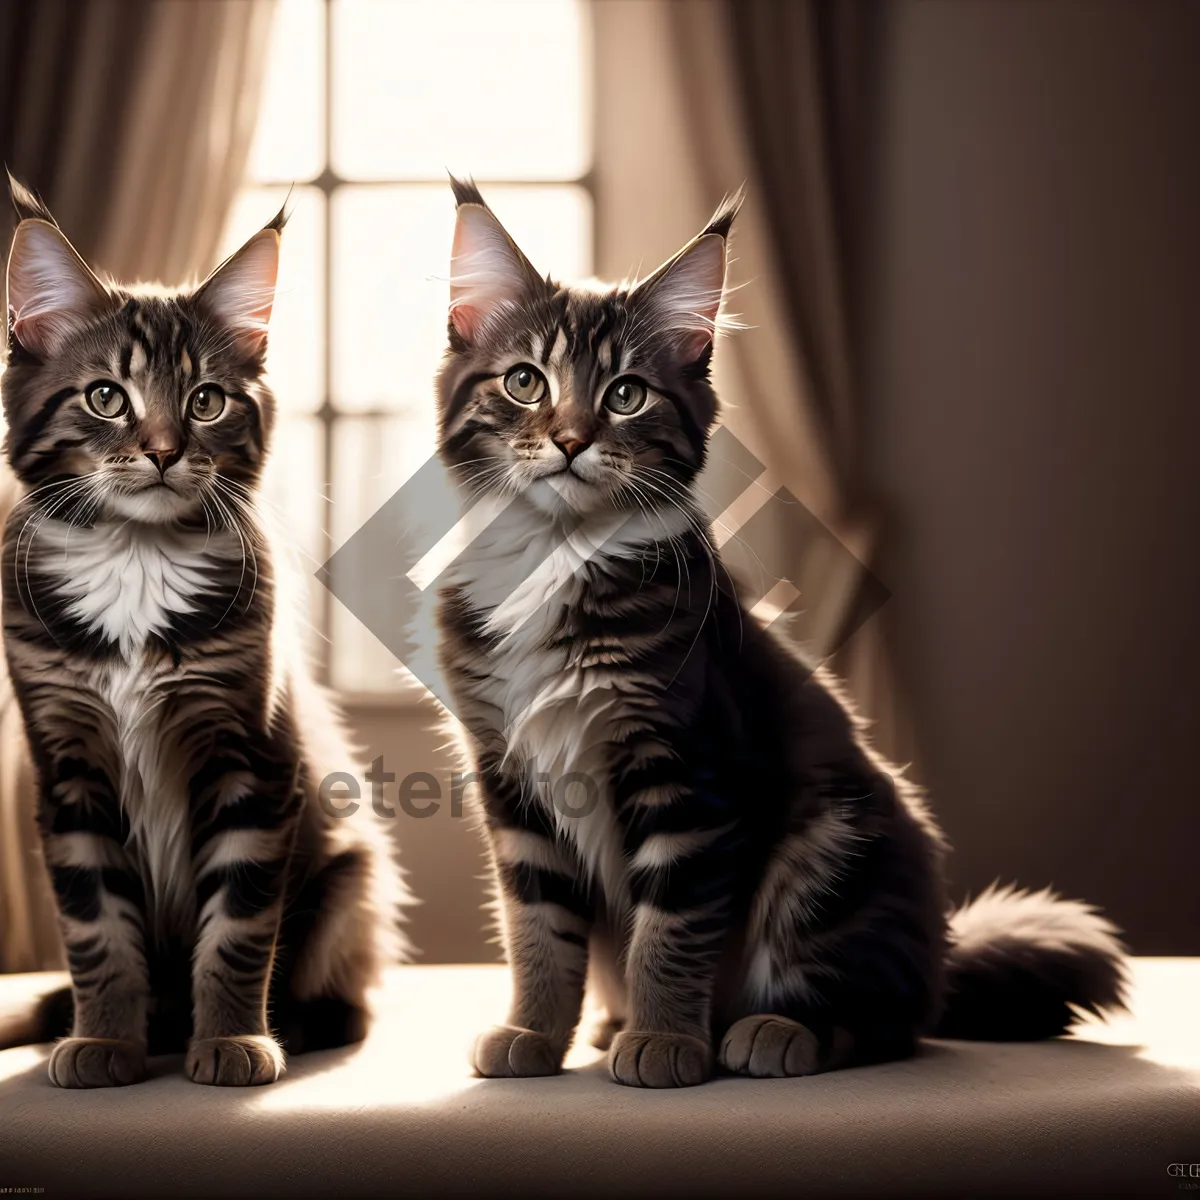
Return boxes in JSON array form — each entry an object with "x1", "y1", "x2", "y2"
[
  {"x1": 259, "y1": 416, "x2": 326, "y2": 661},
  {"x1": 329, "y1": 414, "x2": 433, "y2": 692},
  {"x1": 219, "y1": 186, "x2": 326, "y2": 413},
  {"x1": 247, "y1": 0, "x2": 325, "y2": 184},
  {"x1": 332, "y1": 0, "x2": 590, "y2": 180},
  {"x1": 332, "y1": 183, "x2": 591, "y2": 412}
]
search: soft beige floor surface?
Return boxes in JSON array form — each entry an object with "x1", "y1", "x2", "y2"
[{"x1": 0, "y1": 959, "x2": 1196, "y2": 1198}]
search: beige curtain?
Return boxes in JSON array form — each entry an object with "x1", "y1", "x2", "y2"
[
  {"x1": 0, "y1": 0, "x2": 273, "y2": 282},
  {"x1": 592, "y1": 0, "x2": 913, "y2": 762},
  {"x1": 0, "y1": 0, "x2": 275, "y2": 972}
]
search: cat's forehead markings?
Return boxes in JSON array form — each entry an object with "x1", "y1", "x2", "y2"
[
  {"x1": 545, "y1": 326, "x2": 568, "y2": 369},
  {"x1": 127, "y1": 384, "x2": 148, "y2": 419},
  {"x1": 129, "y1": 306, "x2": 154, "y2": 339},
  {"x1": 128, "y1": 341, "x2": 148, "y2": 377},
  {"x1": 180, "y1": 347, "x2": 192, "y2": 376}
]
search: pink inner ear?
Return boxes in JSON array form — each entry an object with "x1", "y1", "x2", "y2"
[
  {"x1": 635, "y1": 231, "x2": 728, "y2": 362},
  {"x1": 197, "y1": 228, "x2": 279, "y2": 354},
  {"x1": 679, "y1": 326, "x2": 717, "y2": 361},
  {"x1": 677, "y1": 282, "x2": 723, "y2": 361},
  {"x1": 6, "y1": 218, "x2": 109, "y2": 356},
  {"x1": 449, "y1": 302, "x2": 480, "y2": 340},
  {"x1": 11, "y1": 313, "x2": 52, "y2": 354},
  {"x1": 448, "y1": 204, "x2": 530, "y2": 342}
]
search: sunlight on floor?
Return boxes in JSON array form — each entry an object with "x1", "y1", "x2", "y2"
[
  {"x1": 1070, "y1": 958, "x2": 1200, "y2": 1074},
  {"x1": 4, "y1": 961, "x2": 1195, "y2": 1099},
  {"x1": 0, "y1": 1043, "x2": 44, "y2": 1083},
  {"x1": 0, "y1": 965, "x2": 604, "y2": 1097},
  {"x1": 252, "y1": 964, "x2": 605, "y2": 1111},
  {"x1": 0, "y1": 970, "x2": 64, "y2": 1082}
]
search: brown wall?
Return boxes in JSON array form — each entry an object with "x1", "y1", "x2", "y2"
[
  {"x1": 344, "y1": 702, "x2": 495, "y2": 964},
  {"x1": 861, "y1": 1, "x2": 1200, "y2": 951}
]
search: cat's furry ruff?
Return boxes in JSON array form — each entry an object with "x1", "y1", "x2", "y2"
[
  {"x1": 0, "y1": 178, "x2": 406, "y2": 1087},
  {"x1": 435, "y1": 180, "x2": 1127, "y2": 1088}
]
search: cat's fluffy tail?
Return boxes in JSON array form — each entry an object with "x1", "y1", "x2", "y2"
[
  {"x1": 935, "y1": 883, "x2": 1128, "y2": 1041},
  {"x1": 0, "y1": 984, "x2": 72, "y2": 1050}
]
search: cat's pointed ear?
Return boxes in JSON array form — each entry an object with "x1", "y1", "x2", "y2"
[
  {"x1": 194, "y1": 209, "x2": 285, "y2": 358},
  {"x1": 449, "y1": 177, "x2": 542, "y2": 343},
  {"x1": 631, "y1": 189, "x2": 743, "y2": 362},
  {"x1": 6, "y1": 213, "x2": 110, "y2": 358}
]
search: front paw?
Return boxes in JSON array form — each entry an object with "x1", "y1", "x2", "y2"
[
  {"x1": 186, "y1": 1035, "x2": 285, "y2": 1086},
  {"x1": 608, "y1": 1030, "x2": 713, "y2": 1088},
  {"x1": 472, "y1": 1025, "x2": 561, "y2": 1077},
  {"x1": 49, "y1": 1037, "x2": 147, "y2": 1088},
  {"x1": 718, "y1": 1014, "x2": 822, "y2": 1077}
]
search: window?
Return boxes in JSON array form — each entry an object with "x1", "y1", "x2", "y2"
[{"x1": 219, "y1": 0, "x2": 593, "y2": 693}]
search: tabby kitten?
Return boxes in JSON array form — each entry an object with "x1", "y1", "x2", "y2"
[
  {"x1": 435, "y1": 180, "x2": 1127, "y2": 1088},
  {"x1": 0, "y1": 179, "x2": 404, "y2": 1087}
]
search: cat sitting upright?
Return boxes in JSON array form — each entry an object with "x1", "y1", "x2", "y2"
[
  {"x1": 0, "y1": 177, "x2": 405, "y2": 1087},
  {"x1": 434, "y1": 179, "x2": 1127, "y2": 1088}
]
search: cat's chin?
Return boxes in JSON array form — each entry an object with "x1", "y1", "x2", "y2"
[
  {"x1": 104, "y1": 487, "x2": 201, "y2": 524},
  {"x1": 523, "y1": 473, "x2": 615, "y2": 518}
]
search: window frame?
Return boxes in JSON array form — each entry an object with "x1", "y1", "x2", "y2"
[{"x1": 246, "y1": 0, "x2": 595, "y2": 694}]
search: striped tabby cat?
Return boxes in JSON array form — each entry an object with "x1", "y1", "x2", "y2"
[
  {"x1": 436, "y1": 180, "x2": 1126, "y2": 1088},
  {"x1": 0, "y1": 179, "x2": 404, "y2": 1087}
]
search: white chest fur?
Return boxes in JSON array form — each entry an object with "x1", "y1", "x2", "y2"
[
  {"x1": 39, "y1": 519, "x2": 223, "y2": 656},
  {"x1": 36, "y1": 520, "x2": 235, "y2": 931},
  {"x1": 93, "y1": 655, "x2": 194, "y2": 931},
  {"x1": 448, "y1": 499, "x2": 689, "y2": 896}
]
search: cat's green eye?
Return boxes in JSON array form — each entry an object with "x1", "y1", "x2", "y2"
[
  {"x1": 188, "y1": 384, "x2": 227, "y2": 422},
  {"x1": 604, "y1": 378, "x2": 647, "y2": 416},
  {"x1": 503, "y1": 365, "x2": 547, "y2": 405},
  {"x1": 84, "y1": 382, "x2": 129, "y2": 420}
]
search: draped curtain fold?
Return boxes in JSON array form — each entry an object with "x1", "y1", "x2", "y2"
[
  {"x1": 0, "y1": 0, "x2": 275, "y2": 972},
  {"x1": 594, "y1": 0, "x2": 912, "y2": 762},
  {"x1": 0, "y1": 0, "x2": 274, "y2": 283},
  {"x1": 716, "y1": 0, "x2": 915, "y2": 763}
]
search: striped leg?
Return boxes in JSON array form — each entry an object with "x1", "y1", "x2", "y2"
[
  {"x1": 186, "y1": 742, "x2": 299, "y2": 1086},
  {"x1": 608, "y1": 780, "x2": 738, "y2": 1088},
  {"x1": 472, "y1": 763, "x2": 592, "y2": 1078},
  {"x1": 608, "y1": 904, "x2": 724, "y2": 1088},
  {"x1": 39, "y1": 756, "x2": 149, "y2": 1088}
]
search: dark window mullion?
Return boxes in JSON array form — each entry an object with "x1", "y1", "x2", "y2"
[{"x1": 316, "y1": 0, "x2": 336, "y2": 684}]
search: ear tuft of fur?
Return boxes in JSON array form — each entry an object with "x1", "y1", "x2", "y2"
[
  {"x1": 264, "y1": 197, "x2": 291, "y2": 235},
  {"x1": 7, "y1": 170, "x2": 56, "y2": 226},
  {"x1": 703, "y1": 184, "x2": 746, "y2": 240},
  {"x1": 449, "y1": 174, "x2": 486, "y2": 210},
  {"x1": 936, "y1": 882, "x2": 1129, "y2": 1041}
]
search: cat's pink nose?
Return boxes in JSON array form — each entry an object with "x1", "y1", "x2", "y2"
[
  {"x1": 143, "y1": 447, "x2": 181, "y2": 475},
  {"x1": 553, "y1": 435, "x2": 591, "y2": 462}
]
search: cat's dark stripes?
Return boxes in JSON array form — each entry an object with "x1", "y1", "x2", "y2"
[
  {"x1": 0, "y1": 176, "x2": 406, "y2": 1087},
  {"x1": 435, "y1": 180, "x2": 1127, "y2": 1088}
]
